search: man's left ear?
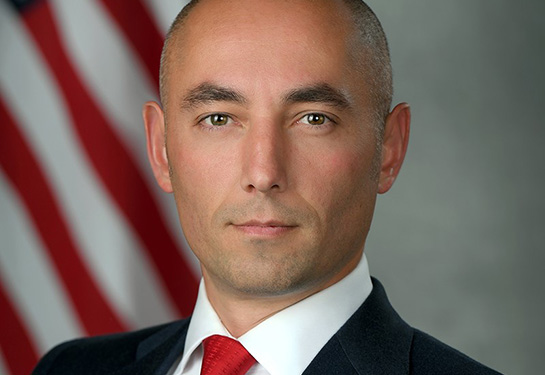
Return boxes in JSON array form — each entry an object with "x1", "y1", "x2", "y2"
[{"x1": 378, "y1": 102, "x2": 411, "y2": 194}]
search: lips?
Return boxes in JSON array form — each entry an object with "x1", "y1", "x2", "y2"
[
  {"x1": 231, "y1": 220, "x2": 296, "y2": 236},
  {"x1": 236, "y1": 220, "x2": 293, "y2": 227}
]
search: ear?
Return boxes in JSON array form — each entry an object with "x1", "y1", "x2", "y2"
[
  {"x1": 378, "y1": 102, "x2": 411, "y2": 194},
  {"x1": 143, "y1": 101, "x2": 173, "y2": 193}
]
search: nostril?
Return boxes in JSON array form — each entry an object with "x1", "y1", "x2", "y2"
[{"x1": 243, "y1": 179, "x2": 283, "y2": 193}]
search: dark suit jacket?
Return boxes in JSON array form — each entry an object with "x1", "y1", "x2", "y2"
[{"x1": 32, "y1": 278, "x2": 501, "y2": 374}]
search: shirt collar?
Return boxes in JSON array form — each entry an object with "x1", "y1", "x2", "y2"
[{"x1": 180, "y1": 254, "x2": 372, "y2": 375}]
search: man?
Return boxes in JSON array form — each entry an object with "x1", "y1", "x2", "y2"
[{"x1": 33, "y1": 0, "x2": 500, "y2": 374}]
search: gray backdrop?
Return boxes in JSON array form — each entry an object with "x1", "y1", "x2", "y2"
[{"x1": 365, "y1": 1, "x2": 545, "y2": 374}]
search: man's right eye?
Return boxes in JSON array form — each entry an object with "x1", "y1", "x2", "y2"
[{"x1": 202, "y1": 113, "x2": 231, "y2": 126}]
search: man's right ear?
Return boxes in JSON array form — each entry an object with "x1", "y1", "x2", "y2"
[{"x1": 142, "y1": 101, "x2": 173, "y2": 193}]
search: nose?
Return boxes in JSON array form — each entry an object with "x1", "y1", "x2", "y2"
[{"x1": 240, "y1": 120, "x2": 287, "y2": 194}]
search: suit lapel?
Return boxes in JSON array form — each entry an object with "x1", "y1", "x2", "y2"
[
  {"x1": 110, "y1": 318, "x2": 190, "y2": 375},
  {"x1": 302, "y1": 335, "x2": 360, "y2": 375},
  {"x1": 304, "y1": 278, "x2": 413, "y2": 375}
]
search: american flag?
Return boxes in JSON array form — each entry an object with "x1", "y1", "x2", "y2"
[{"x1": 0, "y1": 1, "x2": 199, "y2": 374}]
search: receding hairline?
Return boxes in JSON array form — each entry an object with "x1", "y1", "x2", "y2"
[
  {"x1": 159, "y1": 0, "x2": 200, "y2": 108},
  {"x1": 159, "y1": 0, "x2": 393, "y2": 133}
]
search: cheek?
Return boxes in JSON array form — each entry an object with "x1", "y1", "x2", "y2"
[
  {"x1": 301, "y1": 146, "x2": 377, "y2": 224},
  {"x1": 169, "y1": 140, "x2": 235, "y2": 230}
]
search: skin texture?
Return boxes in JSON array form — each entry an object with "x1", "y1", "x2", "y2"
[{"x1": 143, "y1": 0, "x2": 410, "y2": 337}]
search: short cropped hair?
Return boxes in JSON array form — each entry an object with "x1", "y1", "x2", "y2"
[{"x1": 159, "y1": 0, "x2": 392, "y2": 135}]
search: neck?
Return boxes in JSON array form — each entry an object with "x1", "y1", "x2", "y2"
[
  {"x1": 202, "y1": 255, "x2": 361, "y2": 338},
  {"x1": 205, "y1": 287, "x2": 305, "y2": 338}
]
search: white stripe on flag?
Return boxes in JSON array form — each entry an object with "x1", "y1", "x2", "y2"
[
  {"x1": 0, "y1": 3, "x2": 178, "y2": 329},
  {"x1": 50, "y1": 0, "x2": 159, "y2": 136},
  {"x1": 0, "y1": 170, "x2": 82, "y2": 353},
  {"x1": 0, "y1": 347, "x2": 10, "y2": 375},
  {"x1": 50, "y1": 0, "x2": 200, "y2": 276}
]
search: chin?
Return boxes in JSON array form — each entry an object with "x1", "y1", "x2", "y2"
[{"x1": 214, "y1": 255, "x2": 320, "y2": 297}]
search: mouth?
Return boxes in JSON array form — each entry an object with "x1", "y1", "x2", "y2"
[{"x1": 231, "y1": 220, "x2": 297, "y2": 236}]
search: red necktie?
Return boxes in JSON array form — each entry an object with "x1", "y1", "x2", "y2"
[{"x1": 200, "y1": 335, "x2": 256, "y2": 375}]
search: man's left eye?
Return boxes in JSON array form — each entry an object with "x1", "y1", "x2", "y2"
[
  {"x1": 300, "y1": 113, "x2": 329, "y2": 126},
  {"x1": 204, "y1": 113, "x2": 231, "y2": 126}
]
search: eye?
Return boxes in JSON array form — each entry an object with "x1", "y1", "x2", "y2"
[
  {"x1": 300, "y1": 113, "x2": 330, "y2": 126},
  {"x1": 202, "y1": 113, "x2": 232, "y2": 126}
]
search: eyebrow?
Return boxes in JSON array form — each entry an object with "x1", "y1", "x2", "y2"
[
  {"x1": 180, "y1": 82, "x2": 351, "y2": 110},
  {"x1": 181, "y1": 82, "x2": 247, "y2": 109},
  {"x1": 283, "y1": 83, "x2": 352, "y2": 110}
]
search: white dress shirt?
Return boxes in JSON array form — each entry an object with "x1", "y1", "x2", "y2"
[{"x1": 169, "y1": 254, "x2": 373, "y2": 375}]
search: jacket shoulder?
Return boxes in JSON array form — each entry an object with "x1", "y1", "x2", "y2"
[
  {"x1": 410, "y1": 329, "x2": 502, "y2": 375},
  {"x1": 32, "y1": 320, "x2": 189, "y2": 375}
]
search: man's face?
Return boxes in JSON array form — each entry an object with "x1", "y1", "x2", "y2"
[{"x1": 156, "y1": 0, "x2": 388, "y2": 298}]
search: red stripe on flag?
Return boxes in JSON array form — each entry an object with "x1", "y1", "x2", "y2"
[
  {"x1": 98, "y1": 0, "x2": 163, "y2": 90},
  {"x1": 0, "y1": 96, "x2": 127, "y2": 336},
  {"x1": 22, "y1": 1, "x2": 198, "y2": 317},
  {"x1": 0, "y1": 272, "x2": 40, "y2": 375}
]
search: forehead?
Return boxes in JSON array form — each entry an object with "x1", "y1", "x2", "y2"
[
  {"x1": 166, "y1": 0, "x2": 363, "y2": 104},
  {"x1": 182, "y1": 0, "x2": 354, "y2": 42}
]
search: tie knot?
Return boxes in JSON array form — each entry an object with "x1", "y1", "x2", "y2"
[{"x1": 201, "y1": 335, "x2": 256, "y2": 375}]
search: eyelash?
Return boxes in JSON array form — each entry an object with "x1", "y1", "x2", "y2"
[
  {"x1": 197, "y1": 112, "x2": 336, "y2": 131},
  {"x1": 197, "y1": 113, "x2": 235, "y2": 131},
  {"x1": 297, "y1": 113, "x2": 335, "y2": 129}
]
